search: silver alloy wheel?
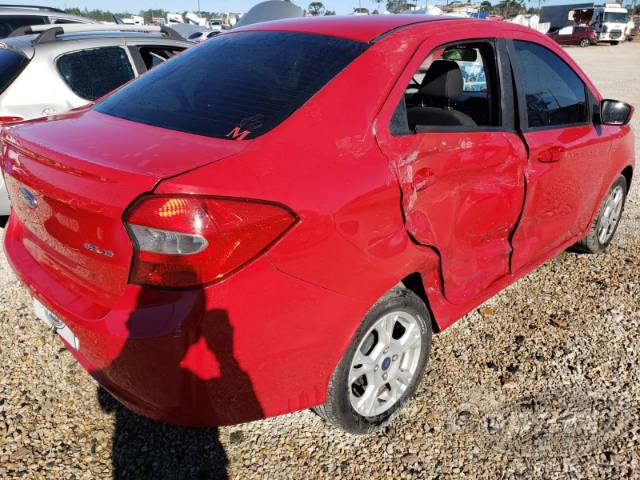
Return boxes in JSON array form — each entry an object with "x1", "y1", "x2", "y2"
[
  {"x1": 348, "y1": 311, "x2": 422, "y2": 417},
  {"x1": 598, "y1": 185, "x2": 624, "y2": 244}
]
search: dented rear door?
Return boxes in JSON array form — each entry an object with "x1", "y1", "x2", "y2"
[{"x1": 374, "y1": 35, "x2": 527, "y2": 305}]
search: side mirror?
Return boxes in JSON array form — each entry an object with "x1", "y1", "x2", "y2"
[{"x1": 600, "y1": 99, "x2": 634, "y2": 125}]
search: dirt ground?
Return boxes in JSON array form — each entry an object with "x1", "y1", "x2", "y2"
[{"x1": 0, "y1": 42, "x2": 639, "y2": 479}]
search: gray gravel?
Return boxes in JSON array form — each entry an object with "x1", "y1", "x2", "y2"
[{"x1": 1, "y1": 42, "x2": 639, "y2": 480}]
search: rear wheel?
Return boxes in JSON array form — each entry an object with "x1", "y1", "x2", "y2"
[
  {"x1": 572, "y1": 175, "x2": 627, "y2": 253},
  {"x1": 579, "y1": 38, "x2": 590, "y2": 47},
  {"x1": 314, "y1": 287, "x2": 432, "y2": 434}
]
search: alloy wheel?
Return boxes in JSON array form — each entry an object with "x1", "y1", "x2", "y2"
[
  {"x1": 597, "y1": 184, "x2": 624, "y2": 244},
  {"x1": 348, "y1": 311, "x2": 422, "y2": 417}
]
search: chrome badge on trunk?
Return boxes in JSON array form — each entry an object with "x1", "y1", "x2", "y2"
[{"x1": 19, "y1": 187, "x2": 37, "y2": 209}]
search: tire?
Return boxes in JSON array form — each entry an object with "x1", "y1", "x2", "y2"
[
  {"x1": 579, "y1": 38, "x2": 590, "y2": 47},
  {"x1": 572, "y1": 175, "x2": 628, "y2": 254},
  {"x1": 611, "y1": 41, "x2": 620, "y2": 45},
  {"x1": 314, "y1": 287, "x2": 432, "y2": 434}
]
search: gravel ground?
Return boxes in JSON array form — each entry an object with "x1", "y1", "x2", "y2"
[{"x1": 1, "y1": 42, "x2": 639, "y2": 480}]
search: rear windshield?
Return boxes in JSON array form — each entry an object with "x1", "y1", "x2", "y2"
[
  {"x1": 95, "y1": 31, "x2": 367, "y2": 140},
  {"x1": 0, "y1": 49, "x2": 28, "y2": 94}
]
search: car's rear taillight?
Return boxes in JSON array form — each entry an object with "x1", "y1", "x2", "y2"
[
  {"x1": 124, "y1": 195, "x2": 298, "y2": 288},
  {"x1": 0, "y1": 116, "x2": 23, "y2": 124}
]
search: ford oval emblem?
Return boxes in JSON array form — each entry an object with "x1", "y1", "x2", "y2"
[{"x1": 19, "y1": 187, "x2": 37, "y2": 209}]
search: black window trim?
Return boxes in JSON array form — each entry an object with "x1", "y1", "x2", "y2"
[
  {"x1": 389, "y1": 37, "x2": 517, "y2": 137},
  {"x1": 506, "y1": 39, "x2": 595, "y2": 133}
]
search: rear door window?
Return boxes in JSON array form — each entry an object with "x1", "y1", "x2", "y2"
[
  {"x1": 0, "y1": 49, "x2": 28, "y2": 94},
  {"x1": 0, "y1": 15, "x2": 47, "y2": 38},
  {"x1": 95, "y1": 31, "x2": 367, "y2": 140},
  {"x1": 57, "y1": 47, "x2": 135, "y2": 101},
  {"x1": 137, "y1": 46, "x2": 184, "y2": 70}
]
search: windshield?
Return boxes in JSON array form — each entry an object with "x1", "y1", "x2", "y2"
[
  {"x1": 95, "y1": 31, "x2": 367, "y2": 140},
  {"x1": 604, "y1": 12, "x2": 628, "y2": 23}
]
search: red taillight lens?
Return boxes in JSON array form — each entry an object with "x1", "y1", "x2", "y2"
[
  {"x1": 124, "y1": 195, "x2": 298, "y2": 288},
  {"x1": 0, "y1": 116, "x2": 23, "y2": 124}
]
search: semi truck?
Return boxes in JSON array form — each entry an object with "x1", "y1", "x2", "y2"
[{"x1": 540, "y1": 3, "x2": 631, "y2": 44}]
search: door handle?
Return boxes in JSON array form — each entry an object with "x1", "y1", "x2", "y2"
[
  {"x1": 538, "y1": 146, "x2": 566, "y2": 163},
  {"x1": 412, "y1": 168, "x2": 436, "y2": 192}
]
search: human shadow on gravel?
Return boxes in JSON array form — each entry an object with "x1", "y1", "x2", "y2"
[
  {"x1": 95, "y1": 287, "x2": 264, "y2": 480},
  {"x1": 98, "y1": 388, "x2": 229, "y2": 480}
]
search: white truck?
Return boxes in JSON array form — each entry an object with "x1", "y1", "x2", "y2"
[
  {"x1": 590, "y1": 4, "x2": 630, "y2": 44},
  {"x1": 541, "y1": 3, "x2": 630, "y2": 45}
]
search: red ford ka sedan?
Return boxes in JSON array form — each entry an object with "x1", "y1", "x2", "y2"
[{"x1": 1, "y1": 16, "x2": 635, "y2": 434}]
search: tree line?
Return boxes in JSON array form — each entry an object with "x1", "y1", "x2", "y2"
[
  {"x1": 64, "y1": 8, "x2": 231, "y2": 23},
  {"x1": 306, "y1": 1, "x2": 537, "y2": 16}
]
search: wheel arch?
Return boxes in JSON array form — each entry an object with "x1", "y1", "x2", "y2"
[
  {"x1": 400, "y1": 272, "x2": 441, "y2": 333},
  {"x1": 622, "y1": 165, "x2": 633, "y2": 191}
]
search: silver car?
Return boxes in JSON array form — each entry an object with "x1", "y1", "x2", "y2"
[
  {"x1": 0, "y1": 4, "x2": 94, "y2": 38},
  {"x1": 0, "y1": 24, "x2": 191, "y2": 218}
]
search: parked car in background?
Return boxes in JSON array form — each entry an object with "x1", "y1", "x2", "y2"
[
  {"x1": 547, "y1": 25, "x2": 598, "y2": 47},
  {"x1": 187, "y1": 30, "x2": 218, "y2": 43},
  {"x1": 1, "y1": 16, "x2": 635, "y2": 434},
  {"x1": 0, "y1": 4, "x2": 94, "y2": 38},
  {"x1": 0, "y1": 23, "x2": 190, "y2": 218}
]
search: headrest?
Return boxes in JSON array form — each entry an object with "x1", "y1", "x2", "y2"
[{"x1": 419, "y1": 60, "x2": 463, "y2": 100}]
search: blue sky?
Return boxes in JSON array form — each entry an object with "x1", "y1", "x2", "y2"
[{"x1": 9, "y1": 0, "x2": 633, "y2": 16}]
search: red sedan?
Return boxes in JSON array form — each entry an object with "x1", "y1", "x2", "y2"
[
  {"x1": 1, "y1": 16, "x2": 635, "y2": 433},
  {"x1": 547, "y1": 25, "x2": 598, "y2": 47}
]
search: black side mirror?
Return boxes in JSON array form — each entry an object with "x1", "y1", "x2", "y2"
[{"x1": 600, "y1": 99, "x2": 634, "y2": 125}]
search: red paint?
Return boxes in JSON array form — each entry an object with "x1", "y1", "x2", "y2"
[
  {"x1": 547, "y1": 27, "x2": 597, "y2": 47},
  {"x1": 1, "y1": 17, "x2": 635, "y2": 427}
]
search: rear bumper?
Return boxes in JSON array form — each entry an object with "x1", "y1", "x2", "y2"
[{"x1": 4, "y1": 214, "x2": 370, "y2": 426}]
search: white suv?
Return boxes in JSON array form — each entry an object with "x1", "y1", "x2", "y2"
[
  {"x1": 0, "y1": 4, "x2": 94, "y2": 38},
  {"x1": 0, "y1": 24, "x2": 191, "y2": 219}
]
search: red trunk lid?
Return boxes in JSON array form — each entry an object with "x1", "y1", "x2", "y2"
[{"x1": 2, "y1": 110, "x2": 246, "y2": 308}]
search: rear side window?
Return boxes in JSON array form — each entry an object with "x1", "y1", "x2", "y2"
[
  {"x1": 513, "y1": 41, "x2": 588, "y2": 128},
  {"x1": 138, "y1": 46, "x2": 184, "y2": 70},
  {"x1": 57, "y1": 47, "x2": 135, "y2": 101},
  {"x1": 95, "y1": 31, "x2": 367, "y2": 140},
  {"x1": 0, "y1": 49, "x2": 28, "y2": 94},
  {"x1": 0, "y1": 15, "x2": 46, "y2": 38}
]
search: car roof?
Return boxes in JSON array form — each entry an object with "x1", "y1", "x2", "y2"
[{"x1": 232, "y1": 14, "x2": 465, "y2": 43}]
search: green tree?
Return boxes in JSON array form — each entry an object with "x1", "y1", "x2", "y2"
[
  {"x1": 493, "y1": 0, "x2": 525, "y2": 18},
  {"x1": 324, "y1": 9, "x2": 336, "y2": 15},
  {"x1": 479, "y1": 1, "x2": 493, "y2": 14},
  {"x1": 308, "y1": 1, "x2": 325, "y2": 16},
  {"x1": 386, "y1": 0, "x2": 415, "y2": 14}
]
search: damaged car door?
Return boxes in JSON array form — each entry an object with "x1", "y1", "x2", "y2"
[
  {"x1": 375, "y1": 37, "x2": 527, "y2": 304},
  {"x1": 507, "y1": 38, "x2": 612, "y2": 271}
]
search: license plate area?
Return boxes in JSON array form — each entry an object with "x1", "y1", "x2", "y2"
[{"x1": 33, "y1": 298, "x2": 80, "y2": 350}]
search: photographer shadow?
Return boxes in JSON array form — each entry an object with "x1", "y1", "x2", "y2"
[{"x1": 96, "y1": 298, "x2": 263, "y2": 480}]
